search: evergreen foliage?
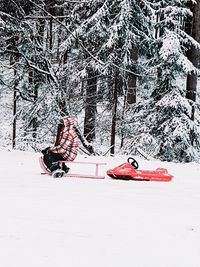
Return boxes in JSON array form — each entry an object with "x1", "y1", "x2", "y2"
[
  {"x1": 122, "y1": 0, "x2": 200, "y2": 162},
  {"x1": 0, "y1": 0, "x2": 200, "y2": 162}
]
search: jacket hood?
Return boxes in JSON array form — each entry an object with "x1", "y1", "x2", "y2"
[{"x1": 62, "y1": 117, "x2": 74, "y2": 127}]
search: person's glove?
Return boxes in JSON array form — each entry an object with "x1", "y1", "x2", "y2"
[{"x1": 41, "y1": 147, "x2": 50, "y2": 155}]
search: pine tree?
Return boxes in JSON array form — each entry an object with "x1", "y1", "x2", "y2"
[
  {"x1": 123, "y1": 0, "x2": 200, "y2": 162},
  {"x1": 60, "y1": 0, "x2": 153, "y2": 152}
]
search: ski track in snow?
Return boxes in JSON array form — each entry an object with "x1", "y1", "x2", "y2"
[{"x1": 0, "y1": 149, "x2": 200, "y2": 267}]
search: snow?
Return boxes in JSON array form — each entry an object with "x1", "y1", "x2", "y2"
[{"x1": 0, "y1": 149, "x2": 200, "y2": 267}]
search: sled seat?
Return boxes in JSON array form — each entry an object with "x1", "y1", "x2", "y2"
[{"x1": 58, "y1": 161, "x2": 107, "y2": 179}]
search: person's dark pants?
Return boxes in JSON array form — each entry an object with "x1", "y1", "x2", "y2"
[{"x1": 43, "y1": 152, "x2": 65, "y2": 172}]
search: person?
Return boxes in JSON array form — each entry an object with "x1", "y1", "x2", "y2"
[{"x1": 42, "y1": 117, "x2": 78, "y2": 174}]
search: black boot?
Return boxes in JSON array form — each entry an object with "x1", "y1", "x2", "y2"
[
  {"x1": 62, "y1": 163, "x2": 70, "y2": 173},
  {"x1": 50, "y1": 162, "x2": 60, "y2": 172}
]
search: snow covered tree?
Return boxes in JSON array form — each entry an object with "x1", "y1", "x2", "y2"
[
  {"x1": 60, "y1": 0, "x2": 154, "y2": 153},
  {"x1": 123, "y1": 0, "x2": 200, "y2": 162},
  {"x1": 0, "y1": 0, "x2": 63, "y2": 149}
]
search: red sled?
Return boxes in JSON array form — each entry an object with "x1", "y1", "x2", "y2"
[{"x1": 106, "y1": 157, "x2": 173, "y2": 182}]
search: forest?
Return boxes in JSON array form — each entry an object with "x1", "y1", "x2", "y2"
[{"x1": 0, "y1": 0, "x2": 200, "y2": 162}]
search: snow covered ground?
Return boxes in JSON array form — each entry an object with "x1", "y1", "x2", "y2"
[{"x1": 0, "y1": 149, "x2": 200, "y2": 267}]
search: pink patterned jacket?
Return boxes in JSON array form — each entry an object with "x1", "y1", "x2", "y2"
[{"x1": 49, "y1": 117, "x2": 78, "y2": 161}]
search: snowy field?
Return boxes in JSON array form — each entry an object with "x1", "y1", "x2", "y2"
[{"x1": 0, "y1": 149, "x2": 200, "y2": 267}]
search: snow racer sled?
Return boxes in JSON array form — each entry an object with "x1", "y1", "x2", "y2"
[{"x1": 106, "y1": 157, "x2": 173, "y2": 182}]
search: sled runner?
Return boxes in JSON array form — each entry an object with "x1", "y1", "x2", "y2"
[
  {"x1": 106, "y1": 157, "x2": 173, "y2": 182},
  {"x1": 39, "y1": 156, "x2": 106, "y2": 179}
]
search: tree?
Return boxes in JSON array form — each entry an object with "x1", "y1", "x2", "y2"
[
  {"x1": 122, "y1": 0, "x2": 200, "y2": 162},
  {"x1": 0, "y1": 0, "x2": 62, "y2": 149},
  {"x1": 60, "y1": 0, "x2": 153, "y2": 153},
  {"x1": 126, "y1": 45, "x2": 138, "y2": 104},
  {"x1": 83, "y1": 68, "x2": 97, "y2": 142},
  {"x1": 110, "y1": 74, "x2": 119, "y2": 155},
  {"x1": 185, "y1": 1, "x2": 200, "y2": 104}
]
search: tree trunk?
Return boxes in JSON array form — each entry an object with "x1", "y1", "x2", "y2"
[
  {"x1": 28, "y1": 13, "x2": 46, "y2": 140},
  {"x1": 185, "y1": 1, "x2": 200, "y2": 147},
  {"x1": 155, "y1": 3, "x2": 165, "y2": 92},
  {"x1": 186, "y1": 73, "x2": 197, "y2": 102},
  {"x1": 84, "y1": 68, "x2": 97, "y2": 142},
  {"x1": 185, "y1": 1, "x2": 200, "y2": 103},
  {"x1": 126, "y1": 46, "x2": 138, "y2": 104},
  {"x1": 110, "y1": 75, "x2": 118, "y2": 155},
  {"x1": 28, "y1": 69, "x2": 38, "y2": 139},
  {"x1": 12, "y1": 72, "x2": 18, "y2": 149},
  {"x1": 32, "y1": 83, "x2": 38, "y2": 139},
  {"x1": 47, "y1": 0, "x2": 56, "y2": 51},
  {"x1": 10, "y1": 50, "x2": 19, "y2": 149},
  {"x1": 120, "y1": 92, "x2": 127, "y2": 148}
]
